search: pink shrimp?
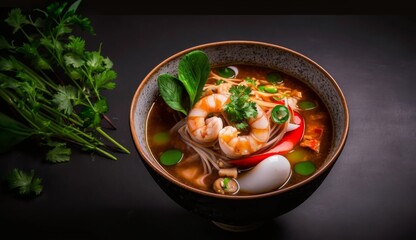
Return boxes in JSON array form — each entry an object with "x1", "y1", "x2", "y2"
[
  {"x1": 187, "y1": 94, "x2": 229, "y2": 144},
  {"x1": 218, "y1": 105, "x2": 270, "y2": 159}
]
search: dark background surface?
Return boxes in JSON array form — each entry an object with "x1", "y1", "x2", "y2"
[{"x1": 1, "y1": 2, "x2": 416, "y2": 239}]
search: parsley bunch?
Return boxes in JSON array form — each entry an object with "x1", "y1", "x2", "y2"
[
  {"x1": 0, "y1": 0, "x2": 129, "y2": 162},
  {"x1": 223, "y1": 85, "x2": 258, "y2": 131}
]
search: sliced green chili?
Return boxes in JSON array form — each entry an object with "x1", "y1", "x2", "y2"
[
  {"x1": 271, "y1": 105, "x2": 289, "y2": 124},
  {"x1": 298, "y1": 100, "x2": 317, "y2": 110},
  {"x1": 264, "y1": 85, "x2": 278, "y2": 93},
  {"x1": 266, "y1": 72, "x2": 283, "y2": 84},
  {"x1": 217, "y1": 67, "x2": 235, "y2": 78}
]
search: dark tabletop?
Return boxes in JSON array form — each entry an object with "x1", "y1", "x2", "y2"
[{"x1": 0, "y1": 4, "x2": 415, "y2": 239}]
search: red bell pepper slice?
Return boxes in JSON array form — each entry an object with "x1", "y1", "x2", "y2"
[{"x1": 228, "y1": 110, "x2": 305, "y2": 169}]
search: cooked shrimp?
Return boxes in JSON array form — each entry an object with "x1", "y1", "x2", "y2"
[
  {"x1": 187, "y1": 93, "x2": 229, "y2": 144},
  {"x1": 218, "y1": 105, "x2": 270, "y2": 158}
]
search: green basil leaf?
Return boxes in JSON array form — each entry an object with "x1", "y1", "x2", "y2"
[
  {"x1": 177, "y1": 50, "x2": 210, "y2": 108},
  {"x1": 157, "y1": 74, "x2": 187, "y2": 115}
]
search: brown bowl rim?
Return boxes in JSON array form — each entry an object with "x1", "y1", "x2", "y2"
[{"x1": 129, "y1": 40, "x2": 350, "y2": 200}]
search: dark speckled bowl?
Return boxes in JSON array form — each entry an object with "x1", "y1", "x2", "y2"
[{"x1": 130, "y1": 41, "x2": 349, "y2": 231}]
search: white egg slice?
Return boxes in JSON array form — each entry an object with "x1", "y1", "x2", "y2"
[
  {"x1": 237, "y1": 155, "x2": 291, "y2": 194},
  {"x1": 228, "y1": 66, "x2": 239, "y2": 77},
  {"x1": 287, "y1": 123, "x2": 300, "y2": 132}
]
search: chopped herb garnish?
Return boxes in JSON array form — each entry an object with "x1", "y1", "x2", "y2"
[
  {"x1": 222, "y1": 177, "x2": 230, "y2": 190},
  {"x1": 223, "y1": 85, "x2": 258, "y2": 131},
  {"x1": 216, "y1": 79, "x2": 225, "y2": 85},
  {"x1": 245, "y1": 77, "x2": 256, "y2": 85}
]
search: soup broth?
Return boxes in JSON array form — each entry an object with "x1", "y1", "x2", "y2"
[{"x1": 146, "y1": 64, "x2": 332, "y2": 195}]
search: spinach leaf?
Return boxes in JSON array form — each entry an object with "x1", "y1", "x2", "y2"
[
  {"x1": 177, "y1": 50, "x2": 210, "y2": 109},
  {"x1": 157, "y1": 74, "x2": 187, "y2": 115}
]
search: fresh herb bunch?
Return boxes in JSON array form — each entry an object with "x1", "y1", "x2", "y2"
[
  {"x1": 0, "y1": 0, "x2": 130, "y2": 162},
  {"x1": 223, "y1": 85, "x2": 258, "y2": 131}
]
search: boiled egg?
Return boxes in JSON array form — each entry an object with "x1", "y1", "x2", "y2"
[{"x1": 238, "y1": 155, "x2": 291, "y2": 194}]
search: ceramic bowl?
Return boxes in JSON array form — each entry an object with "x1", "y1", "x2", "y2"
[{"x1": 130, "y1": 41, "x2": 349, "y2": 231}]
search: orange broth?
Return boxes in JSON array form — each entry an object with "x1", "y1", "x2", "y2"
[{"x1": 146, "y1": 65, "x2": 333, "y2": 195}]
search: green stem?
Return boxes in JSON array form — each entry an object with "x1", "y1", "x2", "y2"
[
  {"x1": 96, "y1": 126, "x2": 130, "y2": 154},
  {"x1": 1, "y1": 10, "x2": 127, "y2": 162},
  {"x1": 79, "y1": 69, "x2": 99, "y2": 105},
  {"x1": 0, "y1": 90, "x2": 42, "y2": 130},
  {"x1": 11, "y1": 57, "x2": 57, "y2": 92},
  {"x1": 65, "y1": 134, "x2": 116, "y2": 160},
  {"x1": 85, "y1": 68, "x2": 101, "y2": 100},
  {"x1": 1, "y1": 88, "x2": 111, "y2": 160},
  {"x1": 41, "y1": 103, "x2": 83, "y2": 126},
  {"x1": 93, "y1": 147, "x2": 117, "y2": 160},
  {"x1": 46, "y1": 121, "x2": 114, "y2": 159},
  {"x1": 59, "y1": 134, "x2": 117, "y2": 161},
  {"x1": 35, "y1": 105, "x2": 100, "y2": 145},
  {"x1": 1, "y1": 91, "x2": 115, "y2": 161},
  {"x1": 19, "y1": 28, "x2": 32, "y2": 42}
]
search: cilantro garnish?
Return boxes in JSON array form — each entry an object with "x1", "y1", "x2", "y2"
[
  {"x1": 223, "y1": 85, "x2": 258, "y2": 131},
  {"x1": 244, "y1": 77, "x2": 256, "y2": 86},
  {"x1": 222, "y1": 177, "x2": 230, "y2": 190}
]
